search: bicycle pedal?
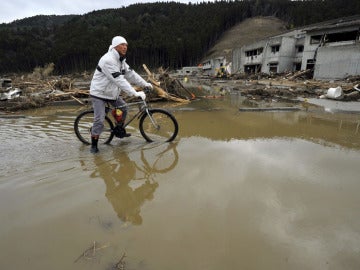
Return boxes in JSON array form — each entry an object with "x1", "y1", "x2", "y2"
[{"x1": 113, "y1": 125, "x2": 131, "y2": 138}]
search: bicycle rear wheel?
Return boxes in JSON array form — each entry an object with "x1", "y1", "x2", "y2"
[
  {"x1": 139, "y1": 109, "x2": 178, "y2": 142},
  {"x1": 74, "y1": 110, "x2": 114, "y2": 145}
]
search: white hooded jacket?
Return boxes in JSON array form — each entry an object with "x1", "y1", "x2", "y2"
[{"x1": 90, "y1": 48, "x2": 148, "y2": 100}]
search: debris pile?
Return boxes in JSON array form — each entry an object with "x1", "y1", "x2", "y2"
[
  {"x1": 141, "y1": 64, "x2": 193, "y2": 103},
  {"x1": 1, "y1": 65, "x2": 359, "y2": 111},
  {"x1": 229, "y1": 70, "x2": 360, "y2": 102},
  {"x1": 0, "y1": 74, "x2": 90, "y2": 110},
  {"x1": 0, "y1": 65, "x2": 196, "y2": 111}
]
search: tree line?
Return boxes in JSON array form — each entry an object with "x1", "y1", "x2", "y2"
[{"x1": 0, "y1": 0, "x2": 359, "y2": 75}]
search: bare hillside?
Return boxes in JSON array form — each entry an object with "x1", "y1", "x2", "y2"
[{"x1": 203, "y1": 16, "x2": 288, "y2": 62}]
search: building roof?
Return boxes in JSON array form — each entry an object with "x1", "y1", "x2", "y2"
[{"x1": 302, "y1": 15, "x2": 360, "y2": 32}]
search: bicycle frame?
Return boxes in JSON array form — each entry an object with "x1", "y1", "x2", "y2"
[{"x1": 108, "y1": 99, "x2": 152, "y2": 128}]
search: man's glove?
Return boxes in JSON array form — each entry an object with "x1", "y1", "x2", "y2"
[
  {"x1": 145, "y1": 83, "x2": 153, "y2": 89},
  {"x1": 135, "y1": 91, "x2": 146, "y2": 100}
]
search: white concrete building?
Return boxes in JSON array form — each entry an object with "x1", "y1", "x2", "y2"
[
  {"x1": 303, "y1": 16, "x2": 360, "y2": 79},
  {"x1": 175, "y1": 66, "x2": 201, "y2": 76},
  {"x1": 232, "y1": 29, "x2": 305, "y2": 75},
  {"x1": 232, "y1": 15, "x2": 360, "y2": 80},
  {"x1": 201, "y1": 56, "x2": 228, "y2": 76}
]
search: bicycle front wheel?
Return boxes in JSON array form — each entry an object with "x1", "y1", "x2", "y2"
[
  {"x1": 74, "y1": 110, "x2": 114, "y2": 145},
  {"x1": 139, "y1": 109, "x2": 178, "y2": 142}
]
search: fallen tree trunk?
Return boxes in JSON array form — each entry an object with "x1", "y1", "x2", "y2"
[
  {"x1": 287, "y1": 69, "x2": 312, "y2": 80},
  {"x1": 142, "y1": 64, "x2": 161, "y2": 87}
]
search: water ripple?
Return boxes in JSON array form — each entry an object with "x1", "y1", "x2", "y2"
[{"x1": 0, "y1": 113, "x2": 80, "y2": 178}]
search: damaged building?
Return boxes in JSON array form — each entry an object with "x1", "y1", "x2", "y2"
[
  {"x1": 201, "y1": 56, "x2": 230, "y2": 77},
  {"x1": 232, "y1": 15, "x2": 360, "y2": 80}
]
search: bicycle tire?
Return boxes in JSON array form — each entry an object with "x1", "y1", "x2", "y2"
[
  {"x1": 139, "y1": 109, "x2": 178, "y2": 142},
  {"x1": 74, "y1": 110, "x2": 115, "y2": 145}
]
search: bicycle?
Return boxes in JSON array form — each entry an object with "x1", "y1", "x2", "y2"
[{"x1": 74, "y1": 89, "x2": 179, "y2": 144}]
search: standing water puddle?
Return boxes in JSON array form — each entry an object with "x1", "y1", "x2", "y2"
[{"x1": 0, "y1": 96, "x2": 360, "y2": 270}]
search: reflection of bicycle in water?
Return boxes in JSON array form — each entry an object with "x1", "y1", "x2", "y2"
[
  {"x1": 86, "y1": 143, "x2": 178, "y2": 225},
  {"x1": 136, "y1": 142, "x2": 178, "y2": 177}
]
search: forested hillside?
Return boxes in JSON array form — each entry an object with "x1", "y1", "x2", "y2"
[{"x1": 0, "y1": 0, "x2": 359, "y2": 74}]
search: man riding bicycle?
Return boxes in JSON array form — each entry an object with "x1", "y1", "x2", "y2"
[{"x1": 89, "y1": 36, "x2": 153, "y2": 153}]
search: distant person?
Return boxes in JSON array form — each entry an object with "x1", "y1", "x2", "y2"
[{"x1": 89, "y1": 36, "x2": 152, "y2": 153}]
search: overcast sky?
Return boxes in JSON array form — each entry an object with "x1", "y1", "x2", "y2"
[{"x1": 1, "y1": 0, "x2": 214, "y2": 24}]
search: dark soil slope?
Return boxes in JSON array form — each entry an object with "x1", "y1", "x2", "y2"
[{"x1": 203, "y1": 16, "x2": 288, "y2": 62}]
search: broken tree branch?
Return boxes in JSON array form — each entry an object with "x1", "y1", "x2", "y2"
[
  {"x1": 73, "y1": 241, "x2": 109, "y2": 263},
  {"x1": 143, "y1": 64, "x2": 161, "y2": 87},
  {"x1": 287, "y1": 69, "x2": 312, "y2": 80},
  {"x1": 114, "y1": 252, "x2": 127, "y2": 269}
]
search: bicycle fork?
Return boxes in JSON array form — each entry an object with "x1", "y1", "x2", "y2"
[{"x1": 145, "y1": 109, "x2": 160, "y2": 130}]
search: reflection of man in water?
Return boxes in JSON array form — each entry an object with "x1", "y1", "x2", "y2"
[{"x1": 92, "y1": 152, "x2": 159, "y2": 225}]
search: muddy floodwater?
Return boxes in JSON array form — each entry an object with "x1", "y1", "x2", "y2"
[{"x1": 1, "y1": 95, "x2": 360, "y2": 270}]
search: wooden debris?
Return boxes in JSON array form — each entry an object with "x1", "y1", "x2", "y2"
[
  {"x1": 70, "y1": 95, "x2": 86, "y2": 105},
  {"x1": 74, "y1": 241, "x2": 109, "y2": 263},
  {"x1": 343, "y1": 90, "x2": 360, "y2": 101},
  {"x1": 143, "y1": 64, "x2": 191, "y2": 103},
  {"x1": 287, "y1": 69, "x2": 312, "y2": 80},
  {"x1": 2, "y1": 66, "x2": 359, "y2": 111},
  {"x1": 114, "y1": 252, "x2": 127, "y2": 270},
  {"x1": 142, "y1": 64, "x2": 161, "y2": 87},
  {"x1": 157, "y1": 67, "x2": 196, "y2": 100}
]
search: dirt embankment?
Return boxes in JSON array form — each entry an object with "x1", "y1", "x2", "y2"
[{"x1": 203, "y1": 16, "x2": 288, "y2": 63}]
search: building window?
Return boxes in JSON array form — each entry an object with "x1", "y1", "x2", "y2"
[
  {"x1": 310, "y1": 35, "x2": 323, "y2": 44},
  {"x1": 310, "y1": 31, "x2": 358, "y2": 45},
  {"x1": 306, "y1": 59, "x2": 315, "y2": 70},
  {"x1": 296, "y1": 45, "x2": 304, "y2": 53},
  {"x1": 271, "y1": 45, "x2": 280, "y2": 53},
  {"x1": 244, "y1": 64, "x2": 261, "y2": 74},
  {"x1": 245, "y1": 47, "x2": 264, "y2": 57},
  {"x1": 294, "y1": 62, "x2": 302, "y2": 71},
  {"x1": 269, "y1": 62, "x2": 278, "y2": 73},
  {"x1": 326, "y1": 30, "x2": 358, "y2": 42}
]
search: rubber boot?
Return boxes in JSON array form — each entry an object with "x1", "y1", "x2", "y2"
[{"x1": 90, "y1": 136, "x2": 99, "y2": 153}]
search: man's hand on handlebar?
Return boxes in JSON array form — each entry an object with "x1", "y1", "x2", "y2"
[
  {"x1": 135, "y1": 91, "x2": 146, "y2": 101},
  {"x1": 143, "y1": 83, "x2": 153, "y2": 94},
  {"x1": 145, "y1": 82, "x2": 153, "y2": 90}
]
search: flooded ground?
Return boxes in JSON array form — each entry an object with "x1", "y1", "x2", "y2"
[{"x1": 0, "y1": 95, "x2": 360, "y2": 270}]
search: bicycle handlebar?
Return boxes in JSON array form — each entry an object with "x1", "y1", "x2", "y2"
[{"x1": 143, "y1": 86, "x2": 152, "y2": 95}]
